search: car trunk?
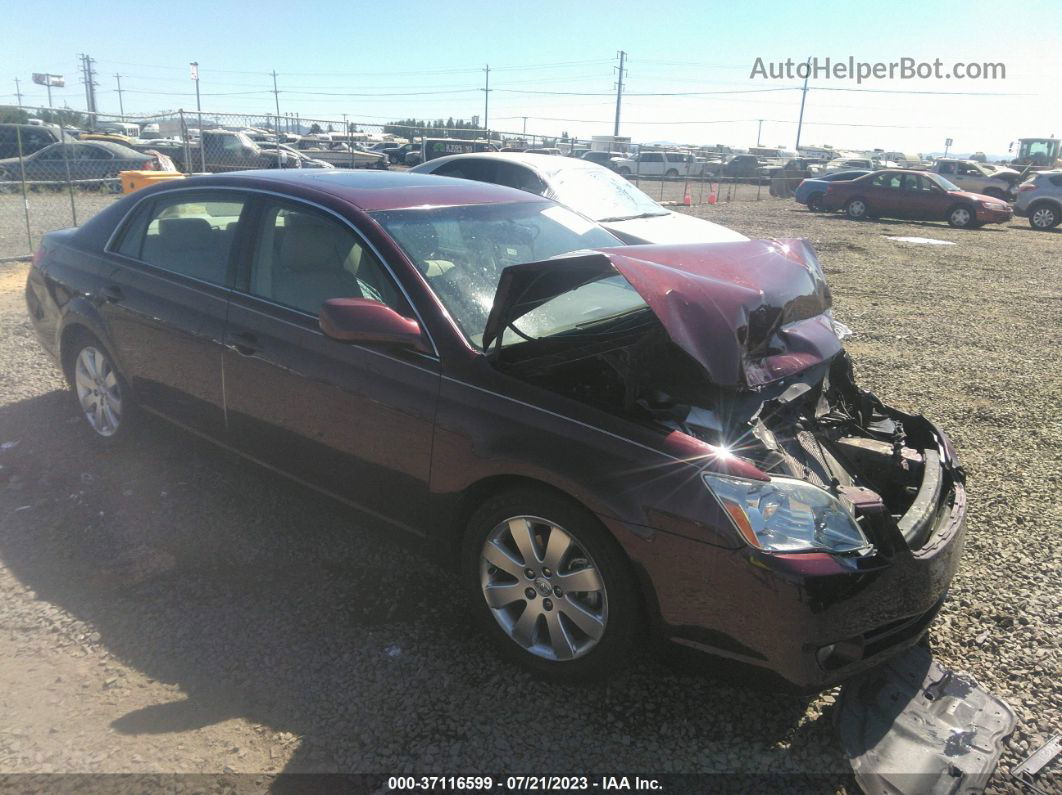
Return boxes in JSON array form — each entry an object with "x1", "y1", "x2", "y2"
[{"x1": 484, "y1": 240, "x2": 960, "y2": 554}]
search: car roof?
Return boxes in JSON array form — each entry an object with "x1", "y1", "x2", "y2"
[
  {"x1": 415, "y1": 151, "x2": 603, "y2": 177},
  {"x1": 176, "y1": 169, "x2": 543, "y2": 212}
]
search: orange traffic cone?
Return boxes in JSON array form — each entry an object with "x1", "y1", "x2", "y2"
[
  {"x1": 708, "y1": 183, "x2": 718, "y2": 205},
  {"x1": 682, "y1": 182, "x2": 692, "y2": 206}
]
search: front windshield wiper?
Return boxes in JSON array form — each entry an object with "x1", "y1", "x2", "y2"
[{"x1": 595, "y1": 211, "x2": 670, "y2": 222}]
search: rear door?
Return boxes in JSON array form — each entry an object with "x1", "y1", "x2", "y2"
[
  {"x1": 864, "y1": 172, "x2": 903, "y2": 216},
  {"x1": 222, "y1": 196, "x2": 440, "y2": 532},
  {"x1": 104, "y1": 188, "x2": 249, "y2": 435}
]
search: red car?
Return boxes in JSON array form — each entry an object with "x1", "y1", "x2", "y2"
[
  {"x1": 25, "y1": 170, "x2": 967, "y2": 689},
  {"x1": 822, "y1": 169, "x2": 1013, "y2": 228}
]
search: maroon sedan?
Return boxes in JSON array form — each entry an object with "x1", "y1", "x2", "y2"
[
  {"x1": 822, "y1": 169, "x2": 1013, "y2": 228},
  {"x1": 25, "y1": 170, "x2": 966, "y2": 689}
]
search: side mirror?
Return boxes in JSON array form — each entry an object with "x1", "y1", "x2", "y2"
[{"x1": 319, "y1": 298, "x2": 431, "y2": 354}]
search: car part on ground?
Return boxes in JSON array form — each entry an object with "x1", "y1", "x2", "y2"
[
  {"x1": 1011, "y1": 734, "x2": 1062, "y2": 795},
  {"x1": 838, "y1": 645, "x2": 1017, "y2": 795}
]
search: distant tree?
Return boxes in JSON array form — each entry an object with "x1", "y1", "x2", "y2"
[
  {"x1": 308, "y1": 122, "x2": 323, "y2": 135},
  {"x1": 326, "y1": 123, "x2": 334, "y2": 132},
  {"x1": 0, "y1": 106, "x2": 30, "y2": 123},
  {"x1": 36, "y1": 107, "x2": 88, "y2": 128}
]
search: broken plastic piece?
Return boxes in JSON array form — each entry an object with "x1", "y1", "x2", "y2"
[{"x1": 837, "y1": 645, "x2": 1016, "y2": 794}]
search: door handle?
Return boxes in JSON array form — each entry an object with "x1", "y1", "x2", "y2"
[
  {"x1": 228, "y1": 331, "x2": 260, "y2": 356},
  {"x1": 99, "y1": 285, "x2": 123, "y2": 303}
]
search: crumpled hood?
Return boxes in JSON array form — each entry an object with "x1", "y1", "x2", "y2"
[{"x1": 483, "y1": 238, "x2": 843, "y2": 389}]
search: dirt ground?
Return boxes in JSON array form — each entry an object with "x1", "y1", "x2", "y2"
[{"x1": 0, "y1": 196, "x2": 1058, "y2": 792}]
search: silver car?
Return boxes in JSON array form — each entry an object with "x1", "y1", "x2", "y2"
[
  {"x1": 409, "y1": 152, "x2": 745, "y2": 244},
  {"x1": 1013, "y1": 170, "x2": 1062, "y2": 230}
]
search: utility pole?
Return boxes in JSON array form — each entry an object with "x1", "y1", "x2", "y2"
[
  {"x1": 613, "y1": 50, "x2": 627, "y2": 137},
  {"x1": 190, "y1": 62, "x2": 205, "y2": 172},
  {"x1": 757, "y1": 119, "x2": 764, "y2": 146},
  {"x1": 271, "y1": 70, "x2": 282, "y2": 167},
  {"x1": 482, "y1": 64, "x2": 490, "y2": 131},
  {"x1": 79, "y1": 54, "x2": 98, "y2": 119},
  {"x1": 14, "y1": 77, "x2": 22, "y2": 107},
  {"x1": 795, "y1": 57, "x2": 810, "y2": 152},
  {"x1": 114, "y1": 74, "x2": 125, "y2": 121},
  {"x1": 521, "y1": 116, "x2": 527, "y2": 135}
]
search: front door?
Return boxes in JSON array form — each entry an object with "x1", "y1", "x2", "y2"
[{"x1": 222, "y1": 197, "x2": 440, "y2": 533}]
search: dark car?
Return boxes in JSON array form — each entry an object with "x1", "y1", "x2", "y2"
[
  {"x1": 794, "y1": 170, "x2": 872, "y2": 211},
  {"x1": 0, "y1": 123, "x2": 72, "y2": 159},
  {"x1": 580, "y1": 150, "x2": 623, "y2": 170},
  {"x1": 25, "y1": 170, "x2": 967, "y2": 689},
  {"x1": 0, "y1": 140, "x2": 159, "y2": 185},
  {"x1": 720, "y1": 154, "x2": 765, "y2": 180},
  {"x1": 822, "y1": 170, "x2": 1013, "y2": 228}
]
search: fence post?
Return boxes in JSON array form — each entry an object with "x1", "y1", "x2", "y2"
[
  {"x1": 59, "y1": 128, "x2": 77, "y2": 227},
  {"x1": 179, "y1": 110, "x2": 191, "y2": 174},
  {"x1": 14, "y1": 125, "x2": 33, "y2": 255}
]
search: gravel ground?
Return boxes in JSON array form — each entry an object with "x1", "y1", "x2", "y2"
[{"x1": 0, "y1": 197, "x2": 1058, "y2": 793}]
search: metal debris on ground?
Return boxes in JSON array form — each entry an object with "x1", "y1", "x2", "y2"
[
  {"x1": 837, "y1": 645, "x2": 1016, "y2": 794},
  {"x1": 1011, "y1": 734, "x2": 1061, "y2": 795}
]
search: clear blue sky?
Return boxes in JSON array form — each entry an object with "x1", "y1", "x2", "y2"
[{"x1": 4, "y1": 0, "x2": 1059, "y2": 156}]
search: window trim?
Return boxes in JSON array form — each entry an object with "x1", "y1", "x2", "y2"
[{"x1": 105, "y1": 184, "x2": 439, "y2": 359}]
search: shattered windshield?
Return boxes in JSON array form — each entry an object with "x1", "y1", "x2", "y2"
[
  {"x1": 547, "y1": 166, "x2": 668, "y2": 222},
  {"x1": 372, "y1": 202, "x2": 629, "y2": 347}
]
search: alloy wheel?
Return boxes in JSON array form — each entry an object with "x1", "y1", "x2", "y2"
[
  {"x1": 950, "y1": 207, "x2": 972, "y2": 227},
  {"x1": 74, "y1": 346, "x2": 122, "y2": 437},
  {"x1": 479, "y1": 515, "x2": 608, "y2": 662},
  {"x1": 1031, "y1": 206, "x2": 1057, "y2": 229}
]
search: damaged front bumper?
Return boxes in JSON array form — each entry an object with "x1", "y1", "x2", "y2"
[{"x1": 616, "y1": 416, "x2": 967, "y2": 692}]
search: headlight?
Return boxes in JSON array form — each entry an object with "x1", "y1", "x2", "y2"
[
  {"x1": 703, "y1": 473, "x2": 871, "y2": 554},
  {"x1": 980, "y1": 201, "x2": 1004, "y2": 210}
]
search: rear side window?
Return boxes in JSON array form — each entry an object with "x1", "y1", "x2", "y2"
[{"x1": 115, "y1": 191, "x2": 247, "y2": 285}]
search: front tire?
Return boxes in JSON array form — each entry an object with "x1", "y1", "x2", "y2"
[
  {"x1": 807, "y1": 192, "x2": 825, "y2": 212},
  {"x1": 947, "y1": 204, "x2": 976, "y2": 228},
  {"x1": 66, "y1": 334, "x2": 134, "y2": 444},
  {"x1": 1028, "y1": 202, "x2": 1059, "y2": 230},
  {"x1": 665, "y1": 168, "x2": 679, "y2": 178},
  {"x1": 618, "y1": 167, "x2": 631, "y2": 176},
  {"x1": 845, "y1": 197, "x2": 869, "y2": 220},
  {"x1": 462, "y1": 488, "x2": 641, "y2": 681}
]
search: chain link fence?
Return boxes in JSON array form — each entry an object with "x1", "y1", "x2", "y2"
[{"x1": 1, "y1": 106, "x2": 783, "y2": 260}]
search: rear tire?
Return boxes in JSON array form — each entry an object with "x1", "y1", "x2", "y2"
[
  {"x1": 462, "y1": 487, "x2": 642, "y2": 681},
  {"x1": 64, "y1": 332, "x2": 135, "y2": 445},
  {"x1": 845, "y1": 197, "x2": 869, "y2": 220},
  {"x1": 1028, "y1": 202, "x2": 1059, "y2": 230},
  {"x1": 947, "y1": 204, "x2": 976, "y2": 228},
  {"x1": 981, "y1": 188, "x2": 1006, "y2": 201},
  {"x1": 665, "y1": 168, "x2": 679, "y2": 178}
]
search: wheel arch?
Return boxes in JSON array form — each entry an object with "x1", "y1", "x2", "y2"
[
  {"x1": 56, "y1": 307, "x2": 126, "y2": 391},
  {"x1": 449, "y1": 472, "x2": 657, "y2": 633}
]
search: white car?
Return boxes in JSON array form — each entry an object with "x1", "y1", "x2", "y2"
[
  {"x1": 409, "y1": 152, "x2": 745, "y2": 244},
  {"x1": 610, "y1": 150, "x2": 703, "y2": 178}
]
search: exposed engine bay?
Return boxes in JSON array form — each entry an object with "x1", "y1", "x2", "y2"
[{"x1": 495, "y1": 321, "x2": 958, "y2": 553}]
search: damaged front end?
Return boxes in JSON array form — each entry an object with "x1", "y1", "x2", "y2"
[{"x1": 484, "y1": 239, "x2": 964, "y2": 562}]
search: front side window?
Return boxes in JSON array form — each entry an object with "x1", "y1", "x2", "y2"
[
  {"x1": 118, "y1": 192, "x2": 247, "y2": 285},
  {"x1": 247, "y1": 202, "x2": 407, "y2": 317},
  {"x1": 640, "y1": 153, "x2": 663, "y2": 163},
  {"x1": 372, "y1": 201, "x2": 620, "y2": 347}
]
